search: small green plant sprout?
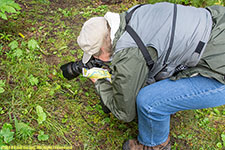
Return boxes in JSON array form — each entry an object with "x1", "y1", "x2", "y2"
[
  {"x1": 0, "y1": 80, "x2": 5, "y2": 94},
  {"x1": 0, "y1": 123, "x2": 14, "y2": 144},
  {"x1": 28, "y1": 39, "x2": 39, "y2": 50},
  {"x1": 8, "y1": 40, "x2": 18, "y2": 49},
  {"x1": 80, "y1": 5, "x2": 108, "y2": 18},
  {"x1": 58, "y1": 8, "x2": 73, "y2": 17},
  {"x1": 61, "y1": 114, "x2": 68, "y2": 124},
  {"x1": 27, "y1": 39, "x2": 48, "y2": 55},
  {"x1": 37, "y1": 131, "x2": 49, "y2": 141},
  {"x1": 0, "y1": 0, "x2": 21, "y2": 20},
  {"x1": 0, "y1": 32, "x2": 12, "y2": 41},
  {"x1": 14, "y1": 118, "x2": 34, "y2": 140},
  {"x1": 28, "y1": 74, "x2": 39, "y2": 86},
  {"x1": 8, "y1": 40, "x2": 23, "y2": 58},
  {"x1": 0, "y1": 107, "x2": 5, "y2": 115},
  {"x1": 217, "y1": 142, "x2": 223, "y2": 149},
  {"x1": 36, "y1": 105, "x2": 47, "y2": 125}
]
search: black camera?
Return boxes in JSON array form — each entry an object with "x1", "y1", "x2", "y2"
[{"x1": 60, "y1": 56, "x2": 106, "y2": 80}]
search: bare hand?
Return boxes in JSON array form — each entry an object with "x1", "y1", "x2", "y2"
[{"x1": 90, "y1": 78, "x2": 98, "y2": 83}]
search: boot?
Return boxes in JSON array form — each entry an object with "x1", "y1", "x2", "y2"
[{"x1": 122, "y1": 137, "x2": 170, "y2": 150}]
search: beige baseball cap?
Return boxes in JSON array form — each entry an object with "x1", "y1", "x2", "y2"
[{"x1": 77, "y1": 17, "x2": 108, "y2": 64}]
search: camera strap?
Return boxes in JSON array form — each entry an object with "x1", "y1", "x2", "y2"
[{"x1": 125, "y1": 4, "x2": 154, "y2": 75}]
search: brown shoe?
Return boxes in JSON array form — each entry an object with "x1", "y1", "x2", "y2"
[{"x1": 122, "y1": 137, "x2": 170, "y2": 150}]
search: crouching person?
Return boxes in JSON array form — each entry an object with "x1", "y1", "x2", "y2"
[{"x1": 62, "y1": 2, "x2": 225, "y2": 149}]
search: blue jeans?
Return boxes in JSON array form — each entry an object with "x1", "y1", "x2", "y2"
[{"x1": 136, "y1": 76, "x2": 225, "y2": 146}]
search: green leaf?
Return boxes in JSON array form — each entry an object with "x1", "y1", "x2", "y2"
[
  {"x1": 2, "y1": 5, "x2": 16, "y2": 13},
  {"x1": 216, "y1": 142, "x2": 222, "y2": 148},
  {"x1": 0, "y1": 80, "x2": 5, "y2": 87},
  {"x1": 0, "y1": 129, "x2": 14, "y2": 143},
  {"x1": 28, "y1": 74, "x2": 39, "y2": 86},
  {"x1": 0, "y1": 0, "x2": 21, "y2": 20},
  {"x1": 0, "y1": 123, "x2": 14, "y2": 144},
  {"x1": 61, "y1": 118, "x2": 68, "y2": 124},
  {"x1": 0, "y1": 107, "x2": 5, "y2": 115},
  {"x1": 221, "y1": 133, "x2": 225, "y2": 141},
  {"x1": 12, "y1": 48, "x2": 23, "y2": 57},
  {"x1": 28, "y1": 39, "x2": 39, "y2": 50},
  {"x1": 8, "y1": 40, "x2": 18, "y2": 50},
  {"x1": 0, "y1": 12, "x2": 7, "y2": 20},
  {"x1": 36, "y1": 105, "x2": 47, "y2": 125},
  {"x1": 0, "y1": 88, "x2": 4, "y2": 94},
  {"x1": 38, "y1": 131, "x2": 49, "y2": 141},
  {"x1": 8, "y1": 2, "x2": 21, "y2": 10},
  {"x1": 2, "y1": 123, "x2": 12, "y2": 130}
]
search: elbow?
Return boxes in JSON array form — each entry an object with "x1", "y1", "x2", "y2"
[
  {"x1": 115, "y1": 111, "x2": 136, "y2": 123},
  {"x1": 99, "y1": 97, "x2": 111, "y2": 114}
]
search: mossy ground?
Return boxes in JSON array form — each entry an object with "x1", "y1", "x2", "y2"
[{"x1": 0, "y1": 0, "x2": 224, "y2": 149}]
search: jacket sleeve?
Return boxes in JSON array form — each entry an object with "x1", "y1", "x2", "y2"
[{"x1": 95, "y1": 48, "x2": 149, "y2": 122}]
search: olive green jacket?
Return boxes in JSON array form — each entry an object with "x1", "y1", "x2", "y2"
[{"x1": 95, "y1": 5, "x2": 225, "y2": 122}]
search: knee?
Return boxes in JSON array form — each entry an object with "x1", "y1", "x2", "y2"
[{"x1": 136, "y1": 87, "x2": 155, "y2": 112}]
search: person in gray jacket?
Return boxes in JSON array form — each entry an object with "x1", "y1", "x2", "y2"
[{"x1": 76, "y1": 2, "x2": 225, "y2": 150}]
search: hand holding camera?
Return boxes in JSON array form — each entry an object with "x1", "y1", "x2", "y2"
[{"x1": 60, "y1": 56, "x2": 109, "y2": 80}]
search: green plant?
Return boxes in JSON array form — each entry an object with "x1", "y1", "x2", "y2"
[
  {"x1": 15, "y1": 118, "x2": 34, "y2": 140},
  {"x1": 38, "y1": 131, "x2": 49, "y2": 141},
  {"x1": 0, "y1": 32, "x2": 12, "y2": 41},
  {"x1": 36, "y1": 105, "x2": 47, "y2": 125},
  {"x1": 0, "y1": 123, "x2": 14, "y2": 144},
  {"x1": 0, "y1": 0, "x2": 21, "y2": 20},
  {"x1": 28, "y1": 74, "x2": 39, "y2": 86},
  {"x1": 61, "y1": 114, "x2": 68, "y2": 124},
  {"x1": 8, "y1": 40, "x2": 23, "y2": 59},
  {"x1": 58, "y1": 8, "x2": 73, "y2": 17},
  {"x1": 27, "y1": 39, "x2": 48, "y2": 55},
  {"x1": 81, "y1": 5, "x2": 108, "y2": 18},
  {"x1": 28, "y1": 39, "x2": 39, "y2": 50},
  {"x1": 0, "y1": 107, "x2": 5, "y2": 115},
  {"x1": 8, "y1": 40, "x2": 18, "y2": 49}
]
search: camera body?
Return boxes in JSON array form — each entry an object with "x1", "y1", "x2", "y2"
[{"x1": 60, "y1": 57, "x2": 105, "y2": 80}]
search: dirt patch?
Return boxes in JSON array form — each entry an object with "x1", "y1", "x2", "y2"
[{"x1": 43, "y1": 55, "x2": 61, "y2": 65}]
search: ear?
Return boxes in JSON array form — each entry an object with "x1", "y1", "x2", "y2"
[{"x1": 100, "y1": 47, "x2": 105, "y2": 54}]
